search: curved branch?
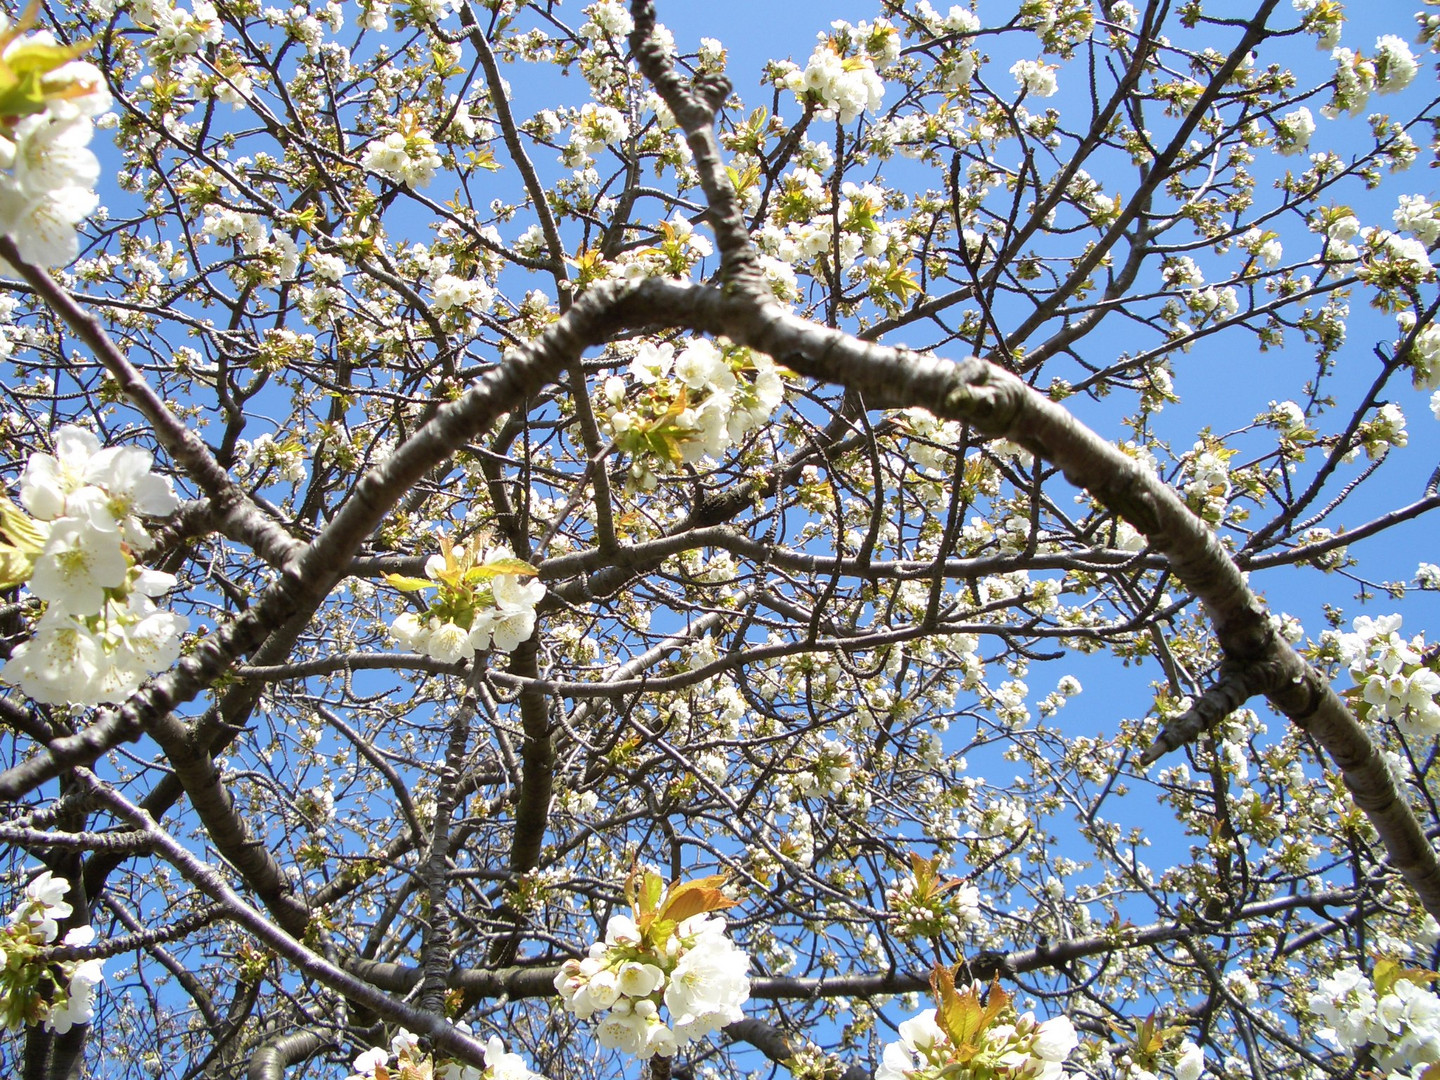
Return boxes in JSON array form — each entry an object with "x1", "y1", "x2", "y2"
[
  {"x1": 639, "y1": 278, "x2": 1440, "y2": 920},
  {"x1": 246, "y1": 1029, "x2": 333, "y2": 1080}
]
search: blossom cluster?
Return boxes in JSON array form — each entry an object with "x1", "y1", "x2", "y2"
[
  {"x1": 148, "y1": 0, "x2": 224, "y2": 61},
  {"x1": 1293, "y1": 0, "x2": 1342, "y2": 48},
  {"x1": 387, "y1": 535, "x2": 545, "y2": 661},
  {"x1": 233, "y1": 431, "x2": 308, "y2": 484},
  {"x1": 1398, "y1": 308, "x2": 1440, "y2": 415},
  {"x1": 568, "y1": 102, "x2": 629, "y2": 157},
  {"x1": 398, "y1": 238, "x2": 502, "y2": 323},
  {"x1": 599, "y1": 338, "x2": 786, "y2": 490},
  {"x1": 792, "y1": 736, "x2": 859, "y2": 798},
  {"x1": 1310, "y1": 960, "x2": 1440, "y2": 1069},
  {"x1": 1238, "y1": 227, "x2": 1283, "y2": 268},
  {"x1": 900, "y1": 407, "x2": 965, "y2": 474},
  {"x1": 362, "y1": 123, "x2": 443, "y2": 190},
  {"x1": 1272, "y1": 105, "x2": 1316, "y2": 156},
  {"x1": 432, "y1": 272, "x2": 495, "y2": 314},
  {"x1": 1181, "y1": 441, "x2": 1233, "y2": 524},
  {"x1": 748, "y1": 143, "x2": 929, "y2": 311},
  {"x1": 1, "y1": 871, "x2": 104, "y2": 1034},
  {"x1": 578, "y1": 0, "x2": 633, "y2": 44},
  {"x1": 554, "y1": 871, "x2": 751, "y2": 1058},
  {"x1": 612, "y1": 211, "x2": 714, "y2": 280},
  {"x1": 1269, "y1": 399, "x2": 1310, "y2": 439},
  {"x1": 876, "y1": 969, "x2": 1078, "y2": 1080},
  {"x1": 780, "y1": 20, "x2": 893, "y2": 124},
  {"x1": 914, "y1": 2, "x2": 982, "y2": 36},
  {"x1": 1011, "y1": 58, "x2": 1060, "y2": 98},
  {"x1": 1111, "y1": 1033, "x2": 1205, "y2": 1080},
  {"x1": 1323, "y1": 35, "x2": 1420, "y2": 118},
  {"x1": 347, "y1": 1026, "x2": 543, "y2": 1080},
  {"x1": 0, "y1": 13, "x2": 111, "y2": 269},
  {"x1": 885, "y1": 853, "x2": 986, "y2": 941},
  {"x1": 1, "y1": 426, "x2": 187, "y2": 706},
  {"x1": 1357, "y1": 227, "x2": 1435, "y2": 301},
  {"x1": 1347, "y1": 401, "x2": 1409, "y2": 460},
  {"x1": 1330, "y1": 614, "x2": 1440, "y2": 738}
]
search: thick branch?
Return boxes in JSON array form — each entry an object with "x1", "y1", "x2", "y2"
[
  {"x1": 488, "y1": 635, "x2": 555, "y2": 966},
  {"x1": 246, "y1": 1029, "x2": 333, "y2": 1080},
  {"x1": 483, "y1": 272, "x2": 1440, "y2": 919},
  {"x1": 1141, "y1": 658, "x2": 1279, "y2": 764}
]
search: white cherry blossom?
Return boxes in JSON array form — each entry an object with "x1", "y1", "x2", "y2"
[
  {"x1": 29, "y1": 519, "x2": 129, "y2": 614},
  {"x1": 1011, "y1": 59, "x2": 1059, "y2": 98}
]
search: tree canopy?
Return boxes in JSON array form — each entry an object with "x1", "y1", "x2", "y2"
[{"x1": 2, "y1": 0, "x2": 1440, "y2": 1078}]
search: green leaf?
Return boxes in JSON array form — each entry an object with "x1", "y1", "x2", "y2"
[
  {"x1": 627, "y1": 865, "x2": 666, "y2": 931},
  {"x1": 909, "y1": 851, "x2": 938, "y2": 890},
  {"x1": 644, "y1": 917, "x2": 676, "y2": 948},
  {"x1": 880, "y1": 262, "x2": 921, "y2": 307},
  {"x1": 382, "y1": 573, "x2": 436, "y2": 592},
  {"x1": 289, "y1": 205, "x2": 320, "y2": 234},
  {"x1": 930, "y1": 967, "x2": 1010, "y2": 1057},
  {"x1": 3, "y1": 36, "x2": 92, "y2": 77},
  {"x1": 657, "y1": 873, "x2": 736, "y2": 925},
  {"x1": 0, "y1": 497, "x2": 46, "y2": 556},
  {"x1": 1374, "y1": 956, "x2": 1438, "y2": 996},
  {"x1": 1374, "y1": 957, "x2": 1400, "y2": 996},
  {"x1": 0, "y1": 68, "x2": 47, "y2": 118},
  {"x1": 467, "y1": 147, "x2": 501, "y2": 171},
  {"x1": 463, "y1": 557, "x2": 539, "y2": 582},
  {"x1": 638, "y1": 869, "x2": 665, "y2": 916},
  {"x1": 431, "y1": 45, "x2": 463, "y2": 77},
  {"x1": 726, "y1": 162, "x2": 761, "y2": 201},
  {"x1": 0, "y1": 545, "x2": 34, "y2": 590},
  {"x1": 0, "y1": 13, "x2": 96, "y2": 120}
]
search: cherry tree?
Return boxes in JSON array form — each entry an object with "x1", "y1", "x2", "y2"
[{"x1": 1, "y1": 0, "x2": 1440, "y2": 1078}]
